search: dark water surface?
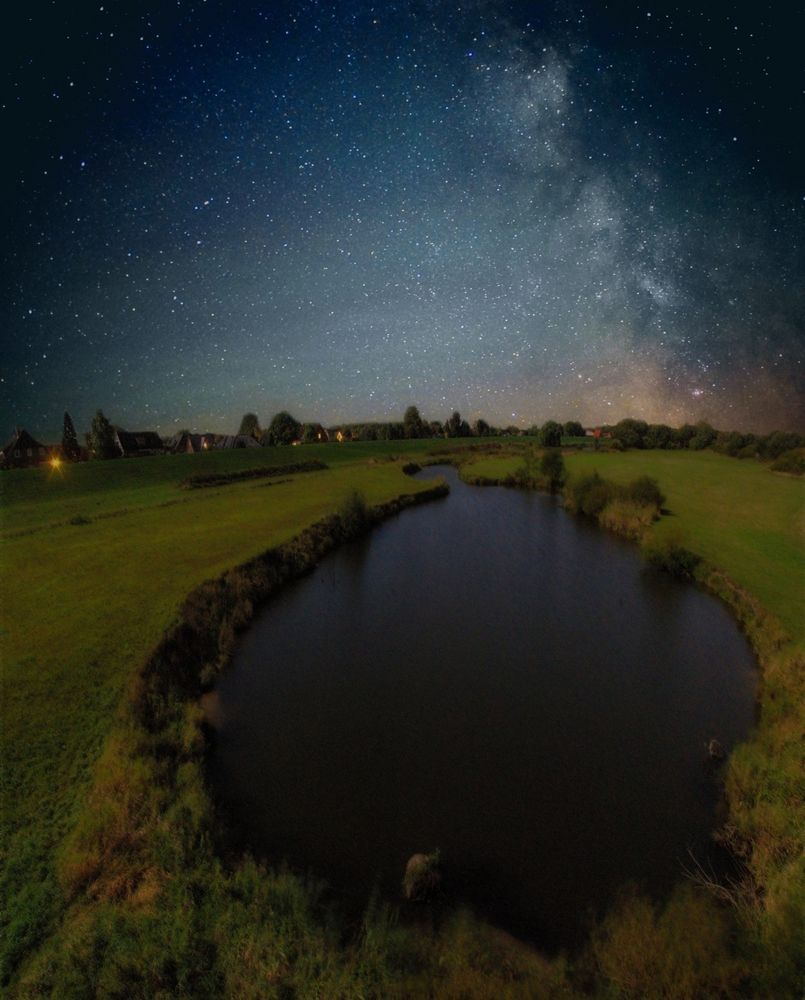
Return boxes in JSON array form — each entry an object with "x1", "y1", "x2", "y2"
[{"x1": 209, "y1": 466, "x2": 756, "y2": 948}]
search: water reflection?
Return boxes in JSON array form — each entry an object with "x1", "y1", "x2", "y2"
[{"x1": 209, "y1": 466, "x2": 756, "y2": 949}]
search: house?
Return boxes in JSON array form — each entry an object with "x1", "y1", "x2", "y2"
[
  {"x1": 114, "y1": 428, "x2": 166, "y2": 457},
  {"x1": 214, "y1": 434, "x2": 260, "y2": 449},
  {"x1": 170, "y1": 432, "x2": 216, "y2": 454},
  {"x1": 0, "y1": 428, "x2": 51, "y2": 469}
]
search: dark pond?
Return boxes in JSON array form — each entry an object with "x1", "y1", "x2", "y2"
[{"x1": 208, "y1": 466, "x2": 757, "y2": 949}]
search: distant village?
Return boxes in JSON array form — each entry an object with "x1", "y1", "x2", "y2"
[
  {"x1": 2, "y1": 406, "x2": 800, "y2": 470},
  {"x1": 0, "y1": 408, "x2": 599, "y2": 470}
]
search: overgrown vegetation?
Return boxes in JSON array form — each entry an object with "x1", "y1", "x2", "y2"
[
  {"x1": 181, "y1": 460, "x2": 327, "y2": 489},
  {"x1": 561, "y1": 470, "x2": 665, "y2": 540},
  {"x1": 642, "y1": 531, "x2": 701, "y2": 579},
  {"x1": 770, "y1": 449, "x2": 805, "y2": 476}
]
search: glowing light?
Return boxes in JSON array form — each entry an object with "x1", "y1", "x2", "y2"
[{"x1": 49, "y1": 456, "x2": 62, "y2": 469}]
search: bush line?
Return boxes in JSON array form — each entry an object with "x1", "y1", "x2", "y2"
[{"x1": 180, "y1": 459, "x2": 328, "y2": 489}]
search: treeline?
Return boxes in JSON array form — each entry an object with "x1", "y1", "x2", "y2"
[
  {"x1": 48, "y1": 406, "x2": 805, "y2": 472},
  {"x1": 601, "y1": 417, "x2": 804, "y2": 461}
]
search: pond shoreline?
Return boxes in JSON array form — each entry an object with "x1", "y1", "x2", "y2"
[
  {"x1": 36, "y1": 455, "x2": 799, "y2": 998},
  {"x1": 207, "y1": 463, "x2": 758, "y2": 951}
]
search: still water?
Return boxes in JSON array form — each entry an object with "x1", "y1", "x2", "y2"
[{"x1": 209, "y1": 466, "x2": 756, "y2": 948}]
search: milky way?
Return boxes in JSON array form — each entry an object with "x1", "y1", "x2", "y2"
[{"x1": 4, "y1": 0, "x2": 804, "y2": 437}]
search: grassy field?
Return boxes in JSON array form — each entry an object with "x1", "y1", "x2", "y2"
[
  {"x1": 1, "y1": 439, "x2": 803, "y2": 995},
  {"x1": 0, "y1": 444, "x2": 444, "y2": 984}
]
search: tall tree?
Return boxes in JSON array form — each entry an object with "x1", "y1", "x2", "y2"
[
  {"x1": 403, "y1": 405, "x2": 424, "y2": 439},
  {"x1": 86, "y1": 409, "x2": 118, "y2": 459},
  {"x1": 62, "y1": 411, "x2": 81, "y2": 460},
  {"x1": 446, "y1": 411, "x2": 463, "y2": 437},
  {"x1": 539, "y1": 420, "x2": 563, "y2": 448},
  {"x1": 264, "y1": 411, "x2": 302, "y2": 446},
  {"x1": 238, "y1": 413, "x2": 261, "y2": 439}
]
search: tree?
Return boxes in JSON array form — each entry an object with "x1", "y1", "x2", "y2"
[
  {"x1": 539, "y1": 420, "x2": 563, "y2": 448},
  {"x1": 62, "y1": 411, "x2": 81, "y2": 461},
  {"x1": 86, "y1": 409, "x2": 118, "y2": 460},
  {"x1": 238, "y1": 413, "x2": 261, "y2": 440},
  {"x1": 540, "y1": 449, "x2": 566, "y2": 492},
  {"x1": 674, "y1": 423, "x2": 697, "y2": 448},
  {"x1": 445, "y1": 411, "x2": 463, "y2": 437},
  {"x1": 759, "y1": 430, "x2": 804, "y2": 459},
  {"x1": 644, "y1": 423, "x2": 675, "y2": 450},
  {"x1": 265, "y1": 411, "x2": 302, "y2": 446},
  {"x1": 688, "y1": 421, "x2": 717, "y2": 451},
  {"x1": 403, "y1": 405, "x2": 425, "y2": 439},
  {"x1": 443, "y1": 412, "x2": 471, "y2": 437},
  {"x1": 473, "y1": 418, "x2": 490, "y2": 437},
  {"x1": 612, "y1": 418, "x2": 648, "y2": 449},
  {"x1": 563, "y1": 420, "x2": 585, "y2": 438}
]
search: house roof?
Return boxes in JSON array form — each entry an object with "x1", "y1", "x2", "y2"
[
  {"x1": 115, "y1": 428, "x2": 165, "y2": 453},
  {"x1": 2, "y1": 427, "x2": 46, "y2": 455}
]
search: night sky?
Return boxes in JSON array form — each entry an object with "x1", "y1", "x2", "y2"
[{"x1": 4, "y1": 0, "x2": 804, "y2": 439}]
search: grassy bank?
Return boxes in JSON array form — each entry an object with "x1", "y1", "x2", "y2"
[
  {"x1": 461, "y1": 446, "x2": 805, "y2": 995},
  {"x1": 0, "y1": 446, "x2": 443, "y2": 986},
  {"x1": 2, "y1": 441, "x2": 803, "y2": 995}
]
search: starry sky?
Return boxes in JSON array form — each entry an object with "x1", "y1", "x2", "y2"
[{"x1": 4, "y1": 0, "x2": 804, "y2": 439}]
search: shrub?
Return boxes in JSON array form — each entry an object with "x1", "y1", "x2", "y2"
[
  {"x1": 759, "y1": 430, "x2": 805, "y2": 459},
  {"x1": 181, "y1": 461, "x2": 326, "y2": 489},
  {"x1": 599, "y1": 499, "x2": 657, "y2": 540},
  {"x1": 770, "y1": 450, "x2": 805, "y2": 475},
  {"x1": 589, "y1": 884, "x2": 746, "y2": 1000},
  {"x1": 565, "y1": 472, "x2": 617, "y2": 517},
  {"x1": 623, "y1": 475, "x2": 665, "y2": 511},
  {"x1": 643, "y1": 532, "x2": 701, "y2": 579},
  {"x1": 338, "y1": 490, "x2": 370, "y2": 536}
]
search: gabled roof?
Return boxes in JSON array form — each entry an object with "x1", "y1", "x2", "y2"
[
  {"x1": 115, "y1": 428, "x2": 165, "y2": 454},
  {"x1": 2, "y1": 427, "x2": 46, "y2": 455}
]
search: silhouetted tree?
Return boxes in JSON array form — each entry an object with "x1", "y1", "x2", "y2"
[
  {"x1": 688, "y1": 421, "x2": 717, "y2": 450},
  {"x1": 473, "y1": 418, "x2": 490, "y2": 437},
  {"x1": 86, "y1": 410, "x2": 118, "y2": 459},
  {"x1": 62, "y1": 411, "x2": 81, "y2": 460},
  {"x1": 612, "y1": 418, "x2": 648, "y2": 449},
  {"x1": 403, "y1": 405, "x2": 425, "y2": 439},
  {"x1": 539, "y1": 420, "x2": 563, "y2": 448},
  {"x1": 563, "y1": 420, "x2": 585, "y2": 438},
  {"x1": 265, "y1": 411, "x2": 302, "y2": 445},
  {"x1": 644, "y1": 423, "x2": 675, "y2": 449},
  {"x1": 446, "y1": 411, "x2": 470, "y2": 437},
  {"x1": 238, "y1": 413, "x2": 261, "y2": 440},
  {"x1": 540, "y1": 449, "x2": 566, "y2": 492}
]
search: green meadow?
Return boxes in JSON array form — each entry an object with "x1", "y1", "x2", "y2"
[
  {"x1": 0, "y1": 445, "x2": 441, "y2": 986},
  {"x1": 1, "y1": 440, "x2": 803, "y2": 996}
]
